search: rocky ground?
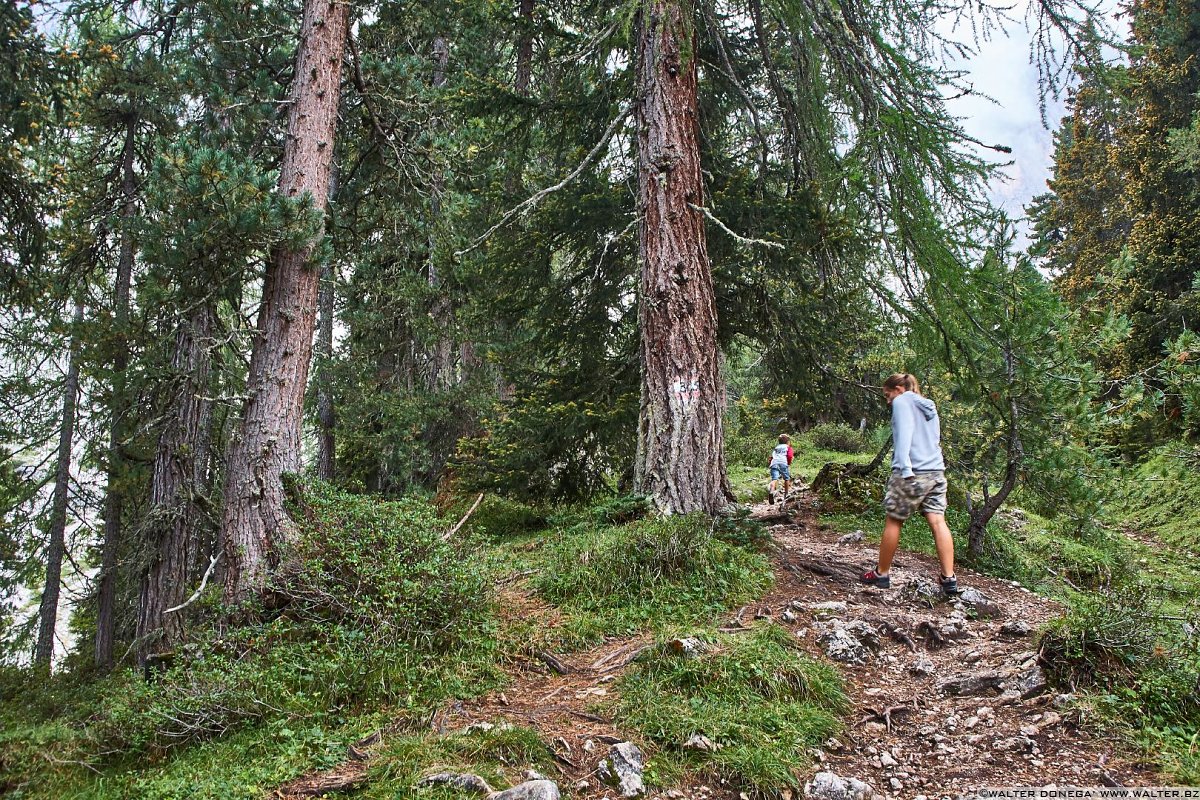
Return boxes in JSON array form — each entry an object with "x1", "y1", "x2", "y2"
[{"x1": 278, "y1": 489, "x2": 1156, "y2": 800}]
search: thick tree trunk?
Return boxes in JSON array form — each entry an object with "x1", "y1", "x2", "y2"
[
  {"x1": 632, "y1": 0, "x2": 732, "y2": 515},
  {"x1": 136, "y1": 304, "x2": 215, "y2": 664},
  {"x1": 220, "y1": 0, "x2": 349, "y2": 601},
  {"x1": 96, "y1": 119, "x2": 137, "y2": 670},
  {"x1": 34, "y1": 299, "x2": 84, "y2": 668}
]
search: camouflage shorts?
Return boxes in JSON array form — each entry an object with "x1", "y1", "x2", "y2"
[{"x1": 883, "y1": 470, "x2": 948, "y2": 521}]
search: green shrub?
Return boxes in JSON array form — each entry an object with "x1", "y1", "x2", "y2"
[
  {"x1": 1039, "y1": 583, "x2": 1200, "y2": 782},
  {"x1": 713, "y1": 506, "x2": 773, "y2": 552},
  {"x1": 807, "y1": 423, "x2": 866, "y2": 453},
  {"x1": 286, "y1": 483, "x2": 492, "y2": 651},
  {"x1": 613, "y1": 625, "x2": 847, "y2": 793},
  {"x1": 589, "y1": 493, "x2": 652, "y2": 525},
  {"x1": 461, "y1": 495, "x2": 548, "y2": 540}
]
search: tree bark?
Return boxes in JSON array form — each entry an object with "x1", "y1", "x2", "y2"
[
  {"x1": 95, "y1": 118, "x2": 138, "y2": 670},
  {"x1": 315, "y1": 166, "x2": 339, "y2": 482},
  {"x1": 136, "y1": 304, "x2": 216, "y2": 664},
  {"x1": 967, "y1": 346, "x2": 1024, "y2": 554},
  {"x1": 34, "y1": 298, "x2": 84, "y2": 668},
  {"x1": 220, "y1": 0, "x2": 350, "y2": 601},
  {"x1": 632, "y1": 0, "x2": 732, "y2": 515},
  {"x1": 514, "y1": 0, "x2": 535, "y2": 96}
]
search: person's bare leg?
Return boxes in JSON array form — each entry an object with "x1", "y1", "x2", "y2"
[
  {"x1": 925, "y1": 512, "x2": 955, "y2": 578},
  {"x1": 877, "y1": 516, "x2": 903, "y2": 575},
  {"x1": 783, "y1": 478, "x2": 791, "y2": 497}
]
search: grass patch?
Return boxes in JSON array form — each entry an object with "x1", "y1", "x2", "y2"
[
  {"x1": 532, "y1": 515, "x2": 773, "y2": 648},
  {"x1": 612, "y1": 624, "x2": 848, "y2": 794},
  {"x1": 361, "y1": 724, "x2": 556, "y2": 800}
]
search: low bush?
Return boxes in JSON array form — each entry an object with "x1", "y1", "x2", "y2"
[
  {"x1": 807, "y1": 423, "x2": 867, "y2": 454},
  {"x1": 1039, "y1": 583, "x2": 1200, "y2": 783},
  {"x1": 613, "y1": 624, "x2": 847, "y2": 793},
  {"x1": 457, "y1": 495, "x2": 548, "y2": 540}
]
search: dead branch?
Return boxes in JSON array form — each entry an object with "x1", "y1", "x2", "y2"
[
  {"x1": 444, "y1": 493, "x2": 484, "y2": 541},
  {"x1": 165, "y1": 552, "x2": 220, "y2": 613}
]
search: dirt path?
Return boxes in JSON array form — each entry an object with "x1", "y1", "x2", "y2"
[
  {"x1": 279, "y1": 490, "x2": 1157, "y2": 798},
  {"x1": 750, "y1": 490, "x2": 1156, "y2": 796}
]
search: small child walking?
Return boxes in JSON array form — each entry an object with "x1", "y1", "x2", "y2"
[{"x1": 767, "y1": 434, "x2": 794, "y2": 505}]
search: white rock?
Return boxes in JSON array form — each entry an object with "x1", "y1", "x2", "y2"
[{"x1": 803, "y1": 771, "x2": 874, "y2": 800}]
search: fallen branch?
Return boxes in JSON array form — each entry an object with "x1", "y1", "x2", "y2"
[
  {"x1": 165, "y1": 553, "x2": 220, "y2": 614},
  {"x1": 536, "y1": 651, "x2": 572, "y2": 675},
  {"x1": 876, "y1": 619, "x2": 917, "y2": 652},
  {"x1": 444, "y1": 493, "x2": 484, "y2": 541}
]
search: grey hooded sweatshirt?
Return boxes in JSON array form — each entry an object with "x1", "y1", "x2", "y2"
[{"x1": 890, "y1": 391, "x2": 945, "y2": 477}]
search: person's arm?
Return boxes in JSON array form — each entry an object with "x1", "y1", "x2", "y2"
[
  {"x1": 787, "y1": 445, "x2": 793, "y2": 464},
  {"x1": 892, "y1": 395, "x2": 915, "y2": 478}
]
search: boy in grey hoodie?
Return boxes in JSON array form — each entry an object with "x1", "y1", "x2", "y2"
[{"x1": 860, "y1": 373, "x2": 958, "y2": 595}]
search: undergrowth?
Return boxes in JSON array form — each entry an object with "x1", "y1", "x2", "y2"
[
  {"x1": 0, "y1": 484, "x2": 501, "y2": 799},
  {"x1": 532, "y1": 514, "x2": 773, "y2": 647},
  {"x1": 613, "y1": 624, "x2": 847, "y2": 794}
]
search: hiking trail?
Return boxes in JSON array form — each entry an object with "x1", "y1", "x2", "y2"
[{"x1": 278, "y1": 488, "x2": 1154, "y2": 799}]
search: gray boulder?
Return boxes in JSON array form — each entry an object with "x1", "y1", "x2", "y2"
[
  {"x1": 804, "y1": 771, "x2": 874, "y2": 800},
  {"x1": 957, "y1": 588, "x2": 1000, "y2": 618},
  {"x1": 598, "y1": 742, "x2": 645, "y2": 797},
  {"x1": 490, "y1": 780, "x2": 560, "y2": 800},
  {"x1": 1010, "y1": 664, "x2": 1048, "y2": 699}
]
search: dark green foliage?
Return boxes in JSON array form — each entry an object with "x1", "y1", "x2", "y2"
[
  {"x1": 460, "y1": 495, "x2": 548, "y2": 540},
  {"x1": 453, "y1": 389, "x2": 639, "y2": 503},
  {"x1": 284, "y1": 483, "x2": 493, "y2": 651},
  {"x1": 613, "y1": 625, "x2": 847, "y2": 793},
  {"x1": 713, "y1": 507, "x2": 773, "y2": 553},
  {"x1": 588, "y1": 493, "x2": 652, "y2": 525},
  {"x1": 807, "y1": 423, "x2": 867, "y2": 454}
]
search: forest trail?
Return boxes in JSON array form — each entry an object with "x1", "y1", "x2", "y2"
[{"x1": 278, "y1": 489, "x2": 1156, "y2": 799}]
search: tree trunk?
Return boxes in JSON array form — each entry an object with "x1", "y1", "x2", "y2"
[
  {"x1": 315, "y1": 166, "x2": 339, "y2": 482},
  {"x1": 514, "y1": 0, "x2": 535, "y2": 96},
  {"x1": 136, "y1": 304, "x2": 215, "y2": 664},
  {"x1": 632, "y1": 0, "x2": 732, "y2": 515},
  {"x1": 96, "y1": 118, "x2": 138, "y2": 670},
  {"x1": 967, "y1": 347, "x2": 1024, "y2": 555},
  {"x1": 220, "y1": 0, "x2": 350, "y2": 601},
  {"x1": 34, "y1": 298, "x2": 84, "y2": 668}
]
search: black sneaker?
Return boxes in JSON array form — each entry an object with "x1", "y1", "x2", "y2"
[
  {"x1": 860, "y1": 570, "x2": 890, "y2": 589},
  {"x1": 768, "y1": 489, "x2": 775, "y2": 505},
  {"x1": 940, "y1": 574, "x2": 958, "y2": 595}
]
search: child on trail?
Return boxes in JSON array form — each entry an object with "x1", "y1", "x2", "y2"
[
  {"x1": 859, "y1": 373, "x2": 960, "y2": 595},
  {"x1": 767, "y1": 434, "x2": 793, "y2": 505}
]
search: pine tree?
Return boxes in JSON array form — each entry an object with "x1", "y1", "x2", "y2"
[{"x1": 220, "y1": 0, "x2": 351, "y2": 600}]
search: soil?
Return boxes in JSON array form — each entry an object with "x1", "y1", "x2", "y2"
[{"x1": 276, "y1": 489, "x2": 1158, "y2": 799}]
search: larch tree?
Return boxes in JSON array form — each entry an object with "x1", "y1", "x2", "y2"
[
  {"x1": 632, "y1": 0, "x2": 732, "y2": 515},
  {"x1": 220, "y1": 0, "x2": 351, "y2": 600}
]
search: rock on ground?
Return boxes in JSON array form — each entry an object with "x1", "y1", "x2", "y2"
[
  {"x1": 804, "y1": 771, "x2": 874, "y2": 800},
  {"x1": 490, "y1": 779, "x2": 560, "y2": 800},
  {"x1": 417, "y1": 773, "x2": 494, "y2": 795},
  {"x1": 598, "y1": 742, "x2": 645, "y2": 797}
]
